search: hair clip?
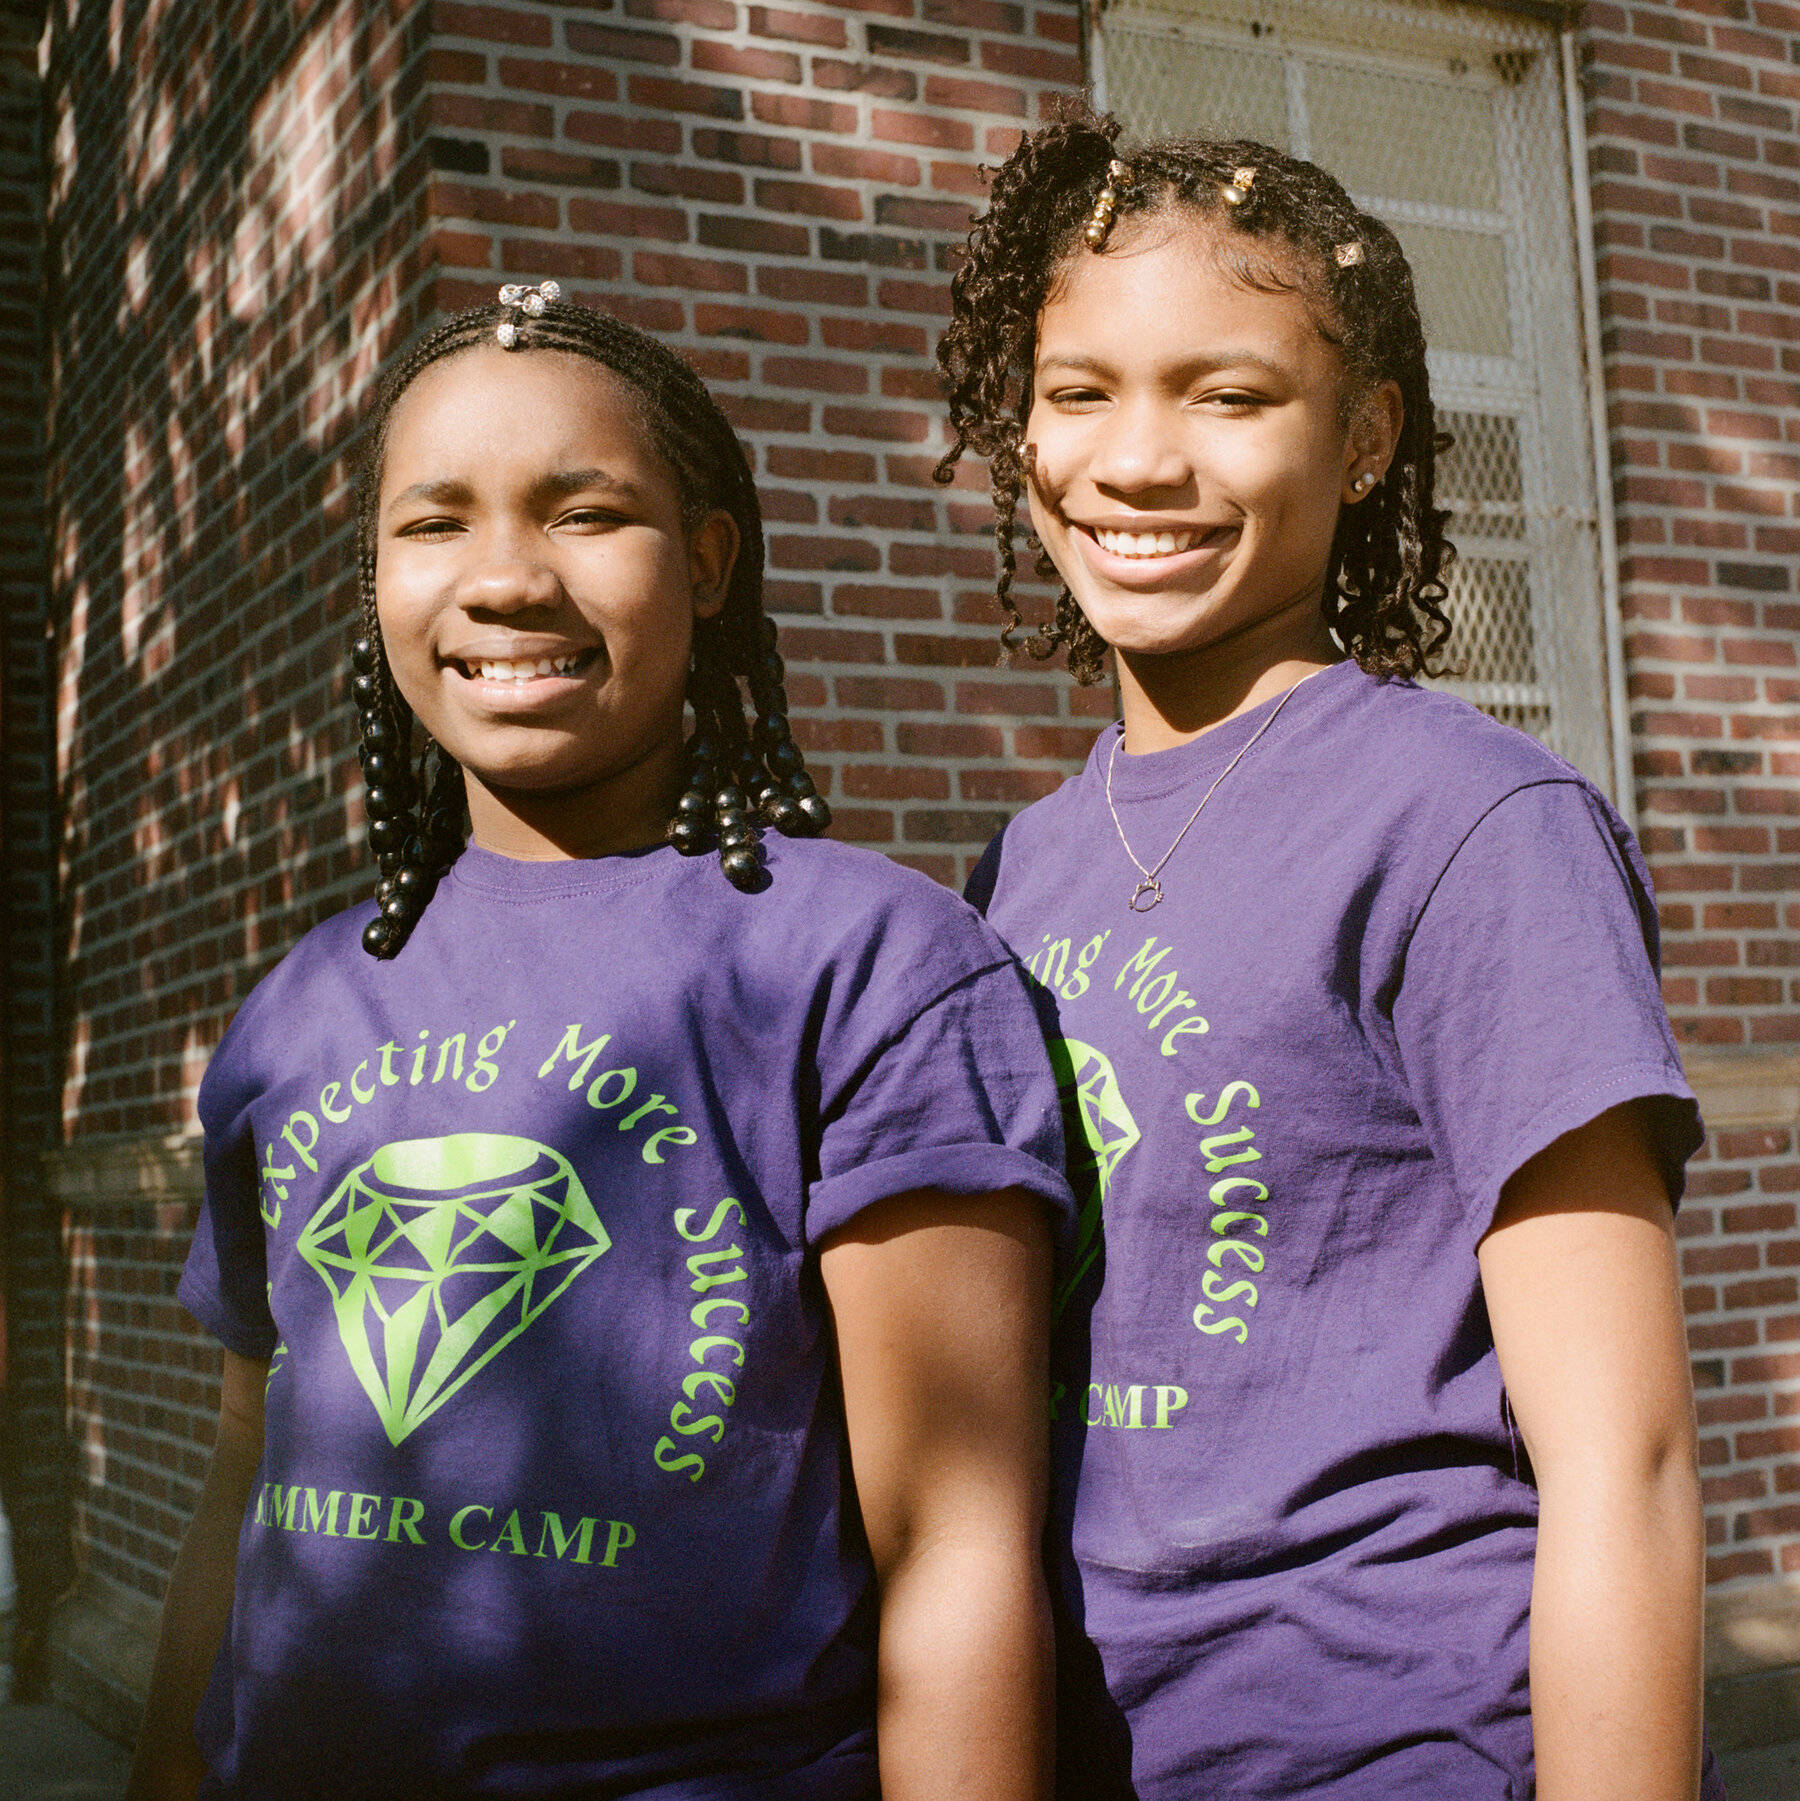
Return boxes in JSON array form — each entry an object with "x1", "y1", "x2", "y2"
[
  {"x1": 495, "y1": 279, "x2": 563, "y2": 347},
  {"x1": 1084, "y1": 158, "x2": 1130, "y2": 250},
  {"x1": 1334, "y1": 240, "x2": 1365, "y2": 268},
  {"x1": 1221, "y1": 166, "x2": 1256, "y2": 207}
]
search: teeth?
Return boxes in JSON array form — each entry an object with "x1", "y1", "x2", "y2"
[
  {"x1": 1093, "y1": 527, "x2": 1204, "y2": 558},
  {"x1": 467, "y1": 654, "x2": 579, "y2": 681}
]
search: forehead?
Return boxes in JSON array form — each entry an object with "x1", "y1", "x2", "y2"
[
  {"x1": 381, "y1": 344, "x2": 657, "y2": 479},
  {"x1": 1037, "y1": 213, "x2": 1341, "y2": 375}
]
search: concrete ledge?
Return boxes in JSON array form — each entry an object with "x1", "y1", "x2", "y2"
[
  {"x1": 1710, "y1": 1576, "x2": 1800, "y2": 1682},
  {"x1": 43, "y1": 1580, "x2": 156, "y2": 1749},
  {"x1": 40, "y1": 1136, "x2": 203, "y2": 1211},
  {"x1": 1684, "y1": 1051, "x2": 1800, "y2": 1132},
  {"x1": 1707, "y1": 1578, "x2": 1800, "y2": 1752}
]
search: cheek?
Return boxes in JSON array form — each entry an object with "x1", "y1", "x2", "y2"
[{"x1": 1022, "y1": 412, "x2": 1076, "y2": 512}]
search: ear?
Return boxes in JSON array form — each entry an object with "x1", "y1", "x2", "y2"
[
  {"x1": 687, "y1": 510, "x2": 739, "y2": 620},
  {"x1": 1342, "y1": 379, "x2": 1404, "y2": 505}
]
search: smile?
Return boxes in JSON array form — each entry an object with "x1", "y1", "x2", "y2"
[
  {"x1": 1088, "y1": 526, "x2": 1210, "y2": 559},
  {"x1": 453, "y1": 652, "x2": 592, "y2": 682}
]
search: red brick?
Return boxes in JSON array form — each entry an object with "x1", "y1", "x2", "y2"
[
  {"x1": 749, "y1": 6, "x2": 849, "y2": 46},
  {"x1": 842, "y1": 763, "x2": 951, "y2": 800},
  {"x1": 751, "y1": 92, "x2": 859, "y2": 134},
  {"x1": 691, "y1": 301, "x2": 810, "y2": 344},
  {"x1": 565, "y1": 112, "x2": 684, "y2": 154},
  {"x1": 628, "y1": 74, "x2": 747, "y2": 119},
  {"x1": 498, "y1": 56, "x2": 618, "y2": 99},
  {"x1": 633, "y1": 251, "x2": 749, "y2": 293},
  {"x1": 563, "y1": 21, "x2": 681, "y2": 63},
  {"x1": 693, "y1": 40, "x2": 803, "y2": 82},
  {"x1": 810, "y1": 143, "x2": 922, "y2": 185},
  {"x1": 870, "y1": 108, "x2": 975, "y2": 151},
  {"x1": 432, "y1": 2, "x2": 554, "y2": 47}
]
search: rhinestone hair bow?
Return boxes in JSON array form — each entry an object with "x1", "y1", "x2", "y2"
[{"x1": 495, "y1": 279, "x2": 562, "y2": 347}]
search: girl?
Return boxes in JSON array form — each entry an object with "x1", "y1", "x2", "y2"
[
  {"x1": 937, "y1": 112, "x2": 1722, "y2": 1801},
  {"x1": 127, "y1": 290, "x2": 1071, "y2": 1800}
]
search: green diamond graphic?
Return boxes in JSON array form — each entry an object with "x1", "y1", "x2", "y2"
[
  {"x1": 298, "y1": 1133, "x2": 610, "y2": 1445},
  {"x1": 1049, "y1": 1038, "x2": 1139, "y2": 1316}
]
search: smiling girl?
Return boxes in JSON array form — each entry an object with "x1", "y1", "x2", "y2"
[
  {"x1": 939, "y1": 114, "x2": 1721, "y2": 1801},
  {"x1": 126, "y1": 292, "x2": 1070, "y2": 1801}
]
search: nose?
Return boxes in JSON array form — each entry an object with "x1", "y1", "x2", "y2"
[
  {"x1": 457, "y1": 525, "x2": 562, "y2": 616},
  {"x1": 1086, "y1": 394, "x2": 1195, "y2": 499}
]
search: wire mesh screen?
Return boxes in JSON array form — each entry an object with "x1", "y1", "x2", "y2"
[{"x1": 1099, "y1": 0, "x2": 1615, "y2": 791}]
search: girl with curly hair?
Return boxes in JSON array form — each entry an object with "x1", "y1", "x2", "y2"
[{"x1": 940, "y1": 107, "x2": 1721, "y2": 1801}]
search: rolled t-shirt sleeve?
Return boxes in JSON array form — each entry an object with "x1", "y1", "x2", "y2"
[
  {"x1": 1390, "y1": 778, "x2": 1701, "y2": 1243},
  {"x1": 177, "y1": 1024, "x2": 280, "y2": 1361},
  {"x1": 808, "y1": 957, "x2": 1075, "y2": 1243}
]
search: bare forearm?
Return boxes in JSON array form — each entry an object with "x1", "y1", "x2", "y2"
[
  {"x1": 877, "y1": 1537, "x2": 1053, "y2": 1801},
  {"x1": 127, "y1": 1358, "x2": 265, "y2": 1801},
  {"x1": 1529, "y1": 1460, "x2": 1704, "y2": 1801}
]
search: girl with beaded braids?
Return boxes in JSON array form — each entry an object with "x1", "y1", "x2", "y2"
[
  {"x1": 350, "y1": 286, "x2": 831, "y2": 959},
  {"x1": 128, "y1": 289, "x2": 1073, "y2": 1801},
  {"x1": 944, "y1": 108, "x2": 1721, "y2": 1801}
]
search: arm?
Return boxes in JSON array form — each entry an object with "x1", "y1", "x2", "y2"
[
  {"x1": 1477, "y1": 1099, "x2": 1704, "y2": 1801},
  {"x1": 126, "y1": 1348, "x2": 269, "y2": 1801},
  {"x1": 821, "y1": 1187, "x2": 1054, "y2": 1801}
]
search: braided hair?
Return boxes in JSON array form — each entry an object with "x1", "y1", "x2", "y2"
[
  {"x1": 936, "y1": 104, "x2": 1453, "y2": 686},
  {"x1": 351, "y1": 296, "x2": 830, "y2": 960}
]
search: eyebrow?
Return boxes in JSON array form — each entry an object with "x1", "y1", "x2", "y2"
[
  {"x1": 383, "y1": 467, "x2": 643, "y2": 516},
  {"x1": 1035, "y1": 348, "x2": 1292, "y2": 382}
]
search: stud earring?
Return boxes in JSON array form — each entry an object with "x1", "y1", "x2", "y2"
[{"x1": 1352, "y1": 472, "x2": 1376, "y2": 494}]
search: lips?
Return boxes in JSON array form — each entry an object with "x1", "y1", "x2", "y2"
[
  {"x1": 1073, "y1": 520, "x2": 1237, "y2": 579},
  {"x1": 1091, "y1": 526, "x2": 1205, "y2": 558},
  {"x1": 446, "y1": 648, "x2": 600, "y2": 684}
]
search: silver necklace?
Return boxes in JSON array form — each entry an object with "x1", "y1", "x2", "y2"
[{"x1": 1103, "y1": 670, "x2": 1323, "y2": 913}]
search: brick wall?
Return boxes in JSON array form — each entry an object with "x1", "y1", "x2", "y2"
[
  {"x1": 20, "y1": 0, "x2": 1107, "y2": 1689},
  {"x1": 8, "y1": 0, "x2": 1800, "y2": 1740},
  {"x1": 0, "y1": 0, "x2": 62, "y2": 1674},
  {"x1": 1580, "y1": 0, "x2": 1800, "y2": 1614},
  {"x1": 18, "y1": 0, "x2": 439, "y2": 1671}
]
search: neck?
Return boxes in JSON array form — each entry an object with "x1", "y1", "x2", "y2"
[
  {"x1": 463, "y1": 742, "x2": 684, "y2": 862},
  {"x1": 1115, "y1": 595, "x2": 1342, "y2": 754}
]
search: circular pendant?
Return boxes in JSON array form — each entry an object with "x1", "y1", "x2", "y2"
[{"x1": 1129, "y1": 878, "x2": 1163, "y2": 912}]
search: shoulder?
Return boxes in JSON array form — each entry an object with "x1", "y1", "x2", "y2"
[
  {"x1": 1336, "y1": 668, "x2": 1590, "y2": 798},
  {"x1": 1309, "y1": 667, "x2": 1626, "y2": 865},
  {"x1": 758, "y1": 833, "x2": 1017, "y2": 991}
]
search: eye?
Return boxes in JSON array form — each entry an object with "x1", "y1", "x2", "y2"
[
  {"x1": 555, "y1": 505, "x2": 630, "y2": 531},
  {"x1": 1045, "y1": 386, "x2": 1110, "y2": 411},
  {"x1": 1201, "y1": 388, "x2": 1265, "y2": 413},
  {"x1": 394, "y1": 515, "x2": 463, "y2": 540}
]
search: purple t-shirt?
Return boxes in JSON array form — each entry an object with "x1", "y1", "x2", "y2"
[
  {"x1": 967, "y1": 660, "x2": 1706, "y2": 1801},
  {"x1": 180, "y1": 835, "x2": 1072, "y2": 1801}
]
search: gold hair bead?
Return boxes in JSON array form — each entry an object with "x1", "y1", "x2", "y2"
[
  {"x1": 1084, "y1": 158, "x2": 1131, "y2": 251},
  {"x1": 1222, "y1": 166, "x2": 1256, "y2": 207},
  {"x1": 1335, "y1": 240, "x2": 1365, "y2": 268}
]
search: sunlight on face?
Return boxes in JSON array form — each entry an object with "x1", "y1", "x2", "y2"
[
  {"x1": 375, "y1": 345, "x2": 734, "y2": 858},
  {"x1": 1026, "y1": 214, "x2": 1385, "y2": 682}
]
